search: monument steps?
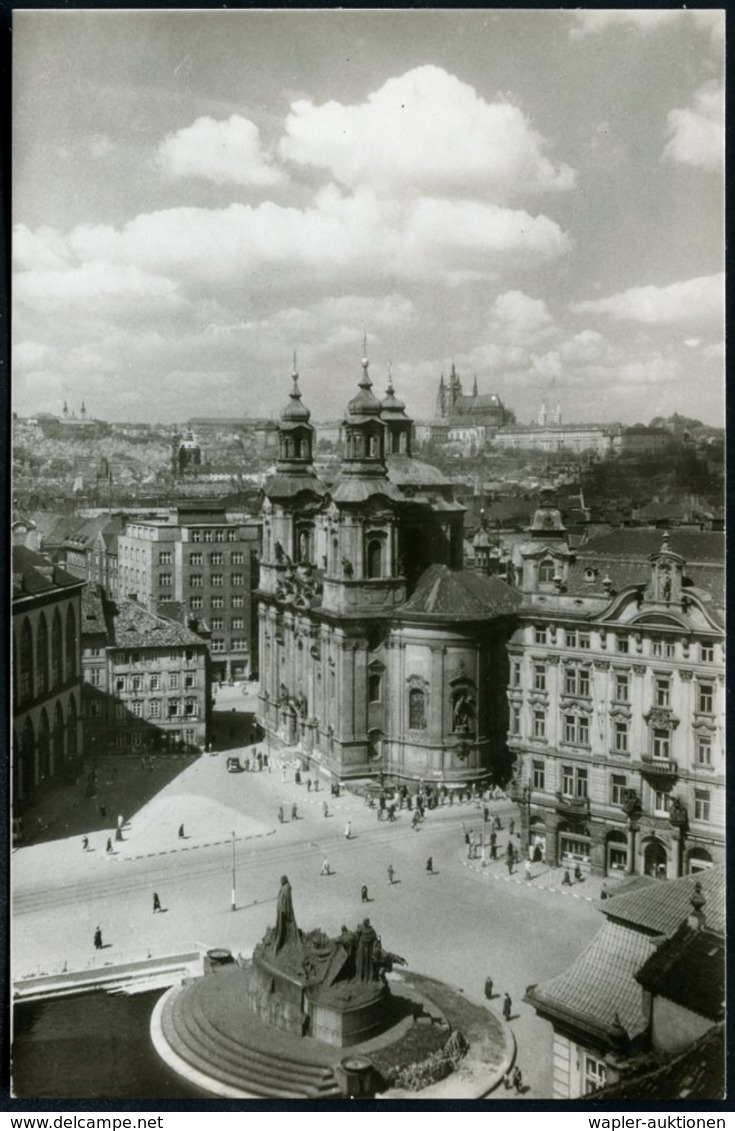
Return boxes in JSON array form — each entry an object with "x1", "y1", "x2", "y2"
[{"x1": 162, "y1": 984, "x2": 342, "y2": 1098}]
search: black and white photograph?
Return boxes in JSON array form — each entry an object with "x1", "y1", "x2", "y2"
[{"x1": 10, "y1": 7, "x2": 725, "y2": 1106}]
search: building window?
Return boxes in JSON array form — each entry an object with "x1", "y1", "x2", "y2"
[
  {"x1": 575, "y1": 767, "x2": 588, "y2": 798},
  {"x1": 610, "y1": 774, "x2": 627, "y2": 806},
  {"x1": 227, "y1": 530, "x2": 237, "y2": 542},
  {"x1": 232, "y1": 595, "x2": 244, "y2": 607},
  {"x1": 565, "y1": 629, "x2": 577, "y2": 648},
  {"x1": 211, "y1": 574, "x2": 224, "y2": 587},
  {"x1": 409, "y1": 688, "x2": 425, "y2": 729},
  {"x1": 216, "y1": 529, "x2": 226, "y2": 543},
  {"x1": 191, "y1": 574, "x2": 203, "y2": 587},
  {"x1": 695, "y1": 734, "x2": 712, "y2": 766},
  {"x1": 149, "y1": 700, "x2": 161, "y2": 719},
  {"x1": 532, "y1": 759, "x2": 545, "y2": 790},
  {"x1": 565, "y1": 667, "x2": 590, "y2": 697},
  {"x1": 204, "y1": 530, "x2": 214, "y2": 543},
  {"x1": 191, "y1": 531, "x2": 202, "y2": 543},
  {"x1": 115, "y1": 702, "x2": 127, "y2": 719},
  {"x1": 115, "y1": 677, "x2": 125, "y2": 692},
  {"x1": 584, "y1": 1055, "x2": 607, "y2": 1095},
  {"x1": 539, "y1": 558, "x2": 555, "y2": 583},
  {"x1": 655, "y1": 678, "x2": 670, "y2": 708},
  {"x1": 652, "y1": 728, "x2": 670, "y2": 760},
  {"x1": 86, "y1": 669, "x2": 101, "y2": 687},
  {"x1": 616, "y1": 636, "x2": 629, "y2": 654},
  {"x1": 694, "y1": 789, "x2": 711, "y2": 823},
  {"x1": 232, "y1": 639, "x2": 248, "y2": 651},
  {"x1": 89, "y1": 646, "x2": 100, "y2": 658},
  {"x1": 87, "y1": 701, "x2": 102, "y2": 718},
  {"x1": 131, "y1": 701, "x2": 143, "y2": 718},
  {"x1": 190, "y1": 597, "x2": 203, "y2": 610},
  {"x1": 169, "y1": 673, "x2": 179, "y2": 690},
  {"x1": 232, "y1": 617, "x2": 244, "y2": 629},
  {"x1": 564, "y1": 714, "x2": 590, "y2": 746},
  {"x1": 614, "y1": 672, "x2": 629, "y2": 702},
  {"x1": 562, "y1": 765, "x2": 574, "y2": 796},
  {"x1": 578, "y1": 632, "x2": 591, "y2": 650},
  {"x1": 210, "y1": 552, "x2": 223, "y2": 565},
  {"x1": 211, "y1": 638, "x2": 225, "y2": 653},
  {"x1": 211, "y1": 617, "x2": 224, "y2": 630},
  {"x1": 369, "y1": 673, "x2": 382, "y2": 703},
  {"x1": 510, "y1": 705, "x2": 521, "y2": 735},
  {"x1": 562, "y1": 765, "x2": 587, "y2": 798},
  {"x1": 654, "y1": 790, "x2": 670, "y2": 816},
  {"x1": 232, "y1": 574, "x2": 244, "y2": 586},
  {"x1": 150, "y1": 674, "x2": 160, "y2": 691},
  {"x1": 613, "y1": 721, "x2": 629, "y2": 754},
  {"x1": 184, "y1": 699, "x2": 197, "y2": 716},
  {"x1": 168, "y1": 699, "x2": 180, "y2": 717},
  {"x1": 533, "y1": 664, "x2": 546, "y2": 692},
  {"x1": 697, "y1": 683, "x2": 714, "y2": 714},
  {"x1": 190, "y1": 553, "x2": 203, "y2": 565},
  {"x1": 700, "y1": 642, "x2": 714, "y2": 663},
  {"x1": 533, "y1": 710, "x2": 546, "y2": 740},
  {"x1": 534, "y1": 627, "x2": 547, "y2": 645},
  {"x1": 212, "y1": 596, "x2": 224, "y2": 609},
  {"x1": 158, "y1": 551, "x2": 172, "y2": 565},
  {"x1": 184, "y1": 673, "x2": 196, "y2": 689},
  {"x1": 231, "y1": 552, "x2": 244, "y2": 564},
  {"x1": 511, "y1": 660, "x2": 521, "y2": 688}
]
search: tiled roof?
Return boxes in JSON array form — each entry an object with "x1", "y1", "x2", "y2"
[
  {"x1": 12, "y1": 546, "x2": 83, "y2": 600},
  {"x1": 605, "y1": 867, "x2": 724, "y2": 937},
  {"x1": 386, "y1": 455, "x2": 453, "y2": 487},
  {"x1": 591, "y1": 1023, "x2": 724, "y2": 1100},
  {"x1": 110, "y1": 599, "x2": 206, "y2": 649},
  {"x1": 635, "y1": 925, "x2": 725, "y2": 1021},
  {"x1": 80, "y1": 586, "x2": 109, "y2": 637},
  {"x1": 527, "y1": 919, "x2": 656, "y2": 1041},
  {"x1": 330, "y1": 476, "x2": 403, "y2": 504},
  {"x1": 579, "y1": 529, "x2": 724, "y2": 564},
  {"x1": 398, "y1": 564, "x2": 522, "y2": 620}
]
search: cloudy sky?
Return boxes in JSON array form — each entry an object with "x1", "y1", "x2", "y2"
[{"x1": 13, "y1": 9, "x2": 724, "y2": 426}]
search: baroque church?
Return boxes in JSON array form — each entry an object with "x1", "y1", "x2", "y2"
[
  {"x1": 435, "y1": 362, "x2": 512, "y2": 428},
  {"x1": 257, "y1": 350, "x2": 521, "y2": 786}
]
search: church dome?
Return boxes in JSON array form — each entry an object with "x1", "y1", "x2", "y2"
[
  {"x1": 280, "y1": 366, "x2": 311, "y2": 426},
  {"x1": 347, "y1": 353, "x2": 382, "y2": 418}
]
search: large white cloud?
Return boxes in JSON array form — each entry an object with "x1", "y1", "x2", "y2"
[
  {"x1": 570, "y1": 274, "x2": 723, "y2": 329},
  {"x1": 489, "y1": 291, "x2": 555, "y2": 344},
  {"x1": 157, "y1": 115, "x2": 284, "y2": 187},
  {"x1": 279, "y1": 65, "x2": 575, "y2": 198},
  {"x1": 663, "y1": 82, "x2": 723, "y2": 172}
]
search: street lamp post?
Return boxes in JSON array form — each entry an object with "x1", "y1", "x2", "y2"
[{"x1": 231, "y1": 830, "x2": 236, "y2": 911}]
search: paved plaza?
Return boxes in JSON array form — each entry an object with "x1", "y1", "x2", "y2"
[{"x1": 13, "y1": 684, "x2": 606, "y2": 1099}]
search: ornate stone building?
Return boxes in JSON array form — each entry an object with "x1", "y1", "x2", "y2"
[
  {"x1": 508, "y1": 499, "x2": 724, "y2": 878},
  {"x1": 257, "y1": 352, "x2": 521, "y2": 785}
]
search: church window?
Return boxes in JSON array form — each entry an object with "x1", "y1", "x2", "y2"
[
  {"x1": 369, "y1": 673, "x2": 382, "y2": 703},
  {"x1": 409, "y1": 688, "x2": 425, "y2": 729},
  {"x1": 539, "y1": 558, "x2": 555, "y2": 583},
  {"x1": 367, "y1": 539, "x2": 383, "y2": 579}
]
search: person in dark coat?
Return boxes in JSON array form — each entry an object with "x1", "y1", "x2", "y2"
[
  {"x1": 387, "y1": 864, "x2": 395, "y2": 885},
  {"x1": 82, "y1": 836, "x2": 89, "y2": 852},
  {"x1": 178, "y1": 824, "x2": 185, "y2": 839},
  {"x1": 562, "y1": 869, "x2": 572, "y2": 886},
  {"x1": 94, "y1": 926, "x2": 103, "y2": 949},
  {"x1": 106, "y1": 837, "x2": 113, "y2": 854},
  {"x1": 502, "y1": 992, "x2": 512, "y2": 1021},
  {"x1": 361, "y1": 884, "x2": 369, "y2": 903},
  {"x1": 506, "y1": 841, "x2": 514, "y2": 874},
  {"x1": 426, "y1": 856, "x2": 433, "y2": 873},
  {"x1": 153, "y1": 892, "x2": 162, "y2": 913}
]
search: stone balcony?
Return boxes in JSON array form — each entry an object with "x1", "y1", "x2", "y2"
[{"x1": 637, "y1": 754, "x2": 679, "y2": 779}]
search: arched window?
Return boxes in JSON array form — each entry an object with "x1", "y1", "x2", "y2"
[
  {"x1": 38, "y1": 709, "x2": 50, "y2": 781},
  {"x1": 539, "y1": 558, "x2": 555, "y2": 584},
  {"x1": 66, "y1": 605, "x2": 78, "y2": 680},
  {"x1": 409, "y1": 687, "x2": 425, "y2": 729},
  {"x1": 367, "y1": 539, "x2": 383, "y2": 579},
  {"x1": 19, "y1": 618, "x2": 34, "y2": 703},
  {"x1": 370, "y1": 433, "x2": 380, "y2": 457},
  {"x1": 51, "y1": 609, "x2": 63, "y2": 687},
  {"x1": 53, "y1": 701, "x2": 65, "y2": 768},
  {"x1": 36, "y1": 614, "x2": 49, "y2": 698},
  {"x1": 67, "y1": 696, "x2": 78, "y2": 759},
  {"x1": 20, "y1": 717, "x2": 35, "y2": 798}
]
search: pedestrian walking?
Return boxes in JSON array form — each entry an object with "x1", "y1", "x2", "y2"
[
  {"x1": 524, "y1": 858, "x2": 532, "y2": 881},
  {"x1": 291, "y1": 802, "x2": 298, "y2": 821},
  {"x1": 412, "y1": 811, "x2": 420, "y2": 831},
  {"x1": 388, "y1": 803, "x2": 396, "y2": 822},
  {"x1": 387, "y1": 864, "x2": 395, "y2": 885},
  {"x1": 426, "y1": 856, "x2": 433, "y2": 874},
  {"x1": 344, "y1": 821, "x2": 352, "y2": 840},
  {"x1": 562, "y1": 869, "x2": 572, "y2": 886},
  {"x1": 361, "y1": 884, "x2": 369, "y2": 903},
  {"x1": 509, "y1": 818, "x2": 515, "y2": 836},
  {"x1": 600, "y1": 882, "x2": 609, "y2": 900},
  {"x1": 306, "y1": 777, "x2": 312, "y2": 792},
  {"x1": 483, "y1": 806, "x2": 489, "y2": 823},
  {"x1": 503, "y1": 992, "x2": 512, "y2": 1021},
  {"x1": 506, "y1": 842, "x2": 514, "y2": 875},
  {"x1": 574, "y1": 863, "x2": 584, "y2": 883},
  {"x1": 512, "y1": 1066, "x2": 523, "y2": 1093},
  {"x1": 82, "y1": 836, "x2": 89, "y2": 852},
  {"x1": 257, "y1": 752, "x2": 263, "y2": 771},
  {"x1": 178, "y1": 823, "x2": 185, "y2": 839},
  {"x1": 295, "y1": 769, "x2": 301, "y2": 786},
  {"x1": 278, "y1": 805, "x2": 284, "y2": 824},
  {"x1": 115, "y1": 826, "x2": 123, "y2": 842},
  {"x1": 106, "y1": 837, "x2": 113, "y2": 853},
  {"x1": 484, "y1": 976, "x2": 494, "y2": 1000},
  {"x1": 320, "y1": 858, "x2": 331, "y2": 876},
  {"x1": 322, "y1": 801, "x2": 329, "y2": 818},
  {"x1": 94, "y1": 926, "x2": 103, "y2": 949},
  {"x1": 153, "y1": 892, "x2": 162, "y2": 913}
]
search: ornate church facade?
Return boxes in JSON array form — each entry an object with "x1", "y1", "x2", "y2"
[{"x1": 256, "y1": 352, "x2": 521, "y2": 786}]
